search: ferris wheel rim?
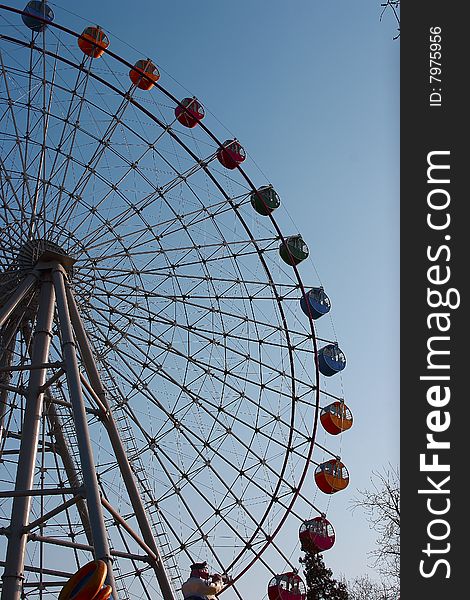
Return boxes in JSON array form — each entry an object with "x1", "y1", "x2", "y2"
[{"x1": 0, "y1": 3, "x2": 334, "y2": 593}]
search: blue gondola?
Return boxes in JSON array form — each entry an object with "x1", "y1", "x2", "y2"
[
  {"x1": 300, "y1": 287, "x2": 331, "y2": 320},
  {"x1": 22, "y1": 1, "x2": 54, "y2": 32},
  {"x1": 318, "y1": 343, "x2": 346, "y2": 377}
]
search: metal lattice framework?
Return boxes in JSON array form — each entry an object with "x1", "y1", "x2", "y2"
[{"x1": 0, "y1": 4, "x2": 349, "y2": 599}]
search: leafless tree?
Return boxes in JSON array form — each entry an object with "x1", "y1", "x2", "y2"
[
  {"x1": 380, "y1": 1, "x2": 400, "y2": 39},
  {"x1": 350, "y1": 465, "x2": 400, "y2": 591},
  {"x1": 347, "y1": 574, "x2": 397, "y2": 600}
]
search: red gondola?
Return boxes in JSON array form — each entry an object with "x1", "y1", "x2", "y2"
[
  {"x1": 268, "y1": 573, "x2": 306, "y2": 600},
  {"x1": 78, "y1": 26, "x2": 110, "y2": 59},
  {"x1": 175, "y1": 97, "x2": 205, "y2": 128},
  {"x1": 216, "y1": 139, "x2": 246, "y2": 169},
  {"x1": 314, "y1": 459, "x2": 349, "y2": 494},
  {"x1": 299, "y1": 516, "x2": 335, "y2": 554},
  {"x1": 129, "y1": 59, "x2": 160, "y2": 90},
  {"x1": 320, "y1": 401, "x2": 353, "y2": 435}
]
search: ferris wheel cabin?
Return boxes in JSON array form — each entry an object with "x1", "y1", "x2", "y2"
[
  {"x1": 300, "y1": 286, "x2": 331, "y2": 320},
  {"x1": 314, "y1": 459, "x2": 350, "y2": 494},
  {"x1": 318, "y1": 343, "x2": 346, "y2": 377},
  {"x1": 279, "y1": 235, "x2": 309, "y2": 266},
  {"x1": 78, "y1": 26, "x2": 110, "y2": 58},
  {"x1": 267, "y1": 573, "x2": 306, "y2": 600},
  {"x1": 129, "y1": 59, "x2": 160, "y2": 90},
  {"x1": 250, "y1": 185, "x2": 281, "y2": 216},
  {"x1": 299, "y1": 516, "x2": 336, "y2": 554},
  {"x1": 320, "y1": 401, "x2": 353, "y2": 435},
  {"x1": 216, "y1": 139, "x2": 246, "y2": 169},
  {"x1": 175, "y1": 97, "x2": 205, "y2": 128},
  {"x1": 22, "y1": 1, "x2": 54, "y2": 31}
]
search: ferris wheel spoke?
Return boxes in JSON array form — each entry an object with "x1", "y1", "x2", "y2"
[
  {"x1": 110, "y1": 381, "x2": 311, "y2": 580},
  {"x1": 18, "y1": 35, "x2": 40, "y2": 221},
  {"x1": 44, "y1": 58, "x2": 94, "y2": 233},
  {"x1": 79, "y1": 237, "x2": 277, "y2": 272},
  {"x1": 0, "y1": 167, "x2": 24, "y2": 252},
  {"x1": 97, "y1": 338, "x2": 310, "y2": 503},
  {"x1": 53, "y1": 86, "x2": 147, "y2": 228},
  {"x1": 21, "y1": 41, "x2": 51, "y2": 237},
  {"x1": 0, "y1": 53, "x2": 35, "y2": 227},
  {"x1": 64, "y1": 164, "x2": 235, "y2": 258},
  {"x1": 99, "y1": 335, "x2": 291, "y2": 473},
  {"x1": 71, "y1": 187, "x2": 248, "y2": 269},
  {"x1": 86, "y1": 280, "x2": 318, "y2": 374},
  {"x1": 88, "y1": 288, "x2": 303, "y2": 401},
  {"x1": 80, "y1": 284, "x2": 324, "y2": 391},
  {"x1": 47, "y1": 110, "x2": 196, "y2": 234},
  {"x1": 155, "y1": 198, "x2": 246, "y2": 242},
  {"x1": 92, "y1": 268, "x2": 302, "y2": 297},
  {"x1": 109, "y1": 370, "x2": 325, "y2": 550},
  {"x1": 71, "y1": 196, "x2": 239, "y2": 261},
  {"x1": 106, "y1": 381, "x2": 295, "y2": 579},
  {"x1": 88, "y1": 306, "x2": 299, "y2": 423},
  {"x1": 30, "y1": 43, "x2": 58, "y2": 240},
  {"x1": 109, "y1": 397, "x2": 239, "y2": 578},
  {"x1": 0, "y1": 76, "x2": 138, "y2": 240}
]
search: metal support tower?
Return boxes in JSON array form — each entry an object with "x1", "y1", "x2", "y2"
[{"x1": 0, "y1": 253, "x2": 175, "y2": 600}]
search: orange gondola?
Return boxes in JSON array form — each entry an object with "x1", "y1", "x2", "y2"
[
  {"x1": 78, "y1": 26, "x2": 110, "y2": 58},
  {"x1": 129, "y1": 59, "x2": 160, "y2": 90},
  {"x1": 320, "y1": 401, "x2": 353, "y2": 435},
  {"x1": 299, "y1": 516, "x2": 336, "y2": 554},
  {"x1": 268, "y1": 573, "x2": 306, "y2": 600},
  {"x1": 314, "y1": 459, "x2": 349, "y2": 494},
  {"x1": 175, "y1": 97, "x2": 205, "y2": 128}
]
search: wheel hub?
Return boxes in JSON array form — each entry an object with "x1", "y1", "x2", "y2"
[{"x1": 17, "y1": 239, "x2": 74, "y2": 271}]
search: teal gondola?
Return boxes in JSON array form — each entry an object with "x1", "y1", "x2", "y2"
[
  {"x1": 250, "y1": 185, "x2": 281, "y2": 216},
  {"x1": 279, "y1": 235, "x2": 309, "y2": 266}
]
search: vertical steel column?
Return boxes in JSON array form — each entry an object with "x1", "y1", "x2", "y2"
[
  {"x1": 44, "y1": 395, "x2": 93, "y2": 545},
  {"x1": 1, "y1": 275, "x2": 55, "y2": 600},
  {"x1": 65, "y1": 284, "x2": 176, "y2": 600},
  {"x1": 52, "y1": 265, "x2": 117, "y2": 596},
  {"x1": 20, "y1": 322, "x2": 94, "y2": 545},
  {"x1": 0, "y1": 324, "x2": 17, "y2": 446},
  {"x1": 0, "y1": 271, "x2": 39, "y2": 328}
]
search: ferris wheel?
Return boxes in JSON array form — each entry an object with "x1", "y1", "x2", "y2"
[{"x1": 0, "y1": 3, "x2": 354, "y2": 600}]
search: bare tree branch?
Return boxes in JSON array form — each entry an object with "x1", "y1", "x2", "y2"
[
  {"x1": 348, "y1": 574, "x2": 398, "y2": 600},
  {"x1": 350, "y1": 465, "x2": 400, "y2": 584},
  {"x1": 380, "y1": 0, "x2": 400, "y2": 39}
]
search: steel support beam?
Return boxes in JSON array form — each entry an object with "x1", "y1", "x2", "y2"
[
  {"x1": 0, "y1": 271, "x2": 39, "y2": 328},
  {"x1": 43, "y1": 395, "x2": 94, "y2": 545},
  {"x1": 52, "y1": 264, "x2": 117, "y2": 596},
  {"x1": 66, "y1": 283, "x2": 176, "y2": 600},
  {"x1": 28, "y1": 533, "x2": 150, "y2": 562},
  {"x1": 19, "y1": 321, "x2": 94, "y2": 547},
  {"x1": 0, "y1": 326, "x2": 16, "y2": 446},
  {"x1": 1, "y1": 275, "x2": 55, "y2": 600}
]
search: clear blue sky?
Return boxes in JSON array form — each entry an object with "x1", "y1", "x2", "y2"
[{"x1": 7, "y1": 0, "x2": 399, "y2": 593}]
